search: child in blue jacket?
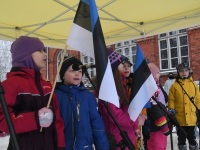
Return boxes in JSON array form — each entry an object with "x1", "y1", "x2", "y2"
[{"x1": 55, "y1": 57, "x2": 109, "y2": 150}]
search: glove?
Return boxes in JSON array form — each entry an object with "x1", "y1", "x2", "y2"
[
  {"x1": 138, "y1": 114, "x2": 147, "y2": 126},
  {"x1": 168, "y1": 109, "x2": 176, "y2": 115},
  {"x1": 135, "y1": 129, "x2": 141, "y2": 138},
  {"x1": 38, "y1": 107, "x2": 53, "y2": 128}
]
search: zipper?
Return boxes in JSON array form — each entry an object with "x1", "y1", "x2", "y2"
[{"x1": 77, "y1": 101, "x2": 80, "y2": 121}]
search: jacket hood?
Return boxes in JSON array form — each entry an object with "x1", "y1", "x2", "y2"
[
  {"x1": 176, "y1": 76, "x2": 193, "y2": 82},
  {"x1": 6, "y1": 68, "x2": 38, "y2": 79},
  {"x1": 55, "y1": 82, "x2": 86, "y2": 94}
]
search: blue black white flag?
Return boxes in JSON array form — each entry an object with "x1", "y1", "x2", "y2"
[
  {"x1": 67, "y1": 0, "x2": 119, "y2": 107},
  {"x1": 128, "y1": 45, "x2": 157, "y2": 121}
]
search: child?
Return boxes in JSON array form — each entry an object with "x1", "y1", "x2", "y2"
[
  {"x1": 168, "y1": 62, "x2": 200, "y2": 150},
  {"x1": 0, "y1": 36, "x2": 65, "y2": 150},
  {"x1": 146, "y1": 63, "x2": 169, "y2": 150},
  {"x1": 98, "y1": 49, "x2": 139, "y2": 150},
  {"x1": 55, "y1": 57, "x2": 109, "y2": 150},
  {"x1": 118, "y1": 55, "x2": 147, "y2": 150}
]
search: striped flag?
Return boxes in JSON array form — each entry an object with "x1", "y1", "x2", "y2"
[
  {"x1": 128, "y1": 45, "x2": 158, "y2": 121},
  {"x1": 67, "y1": 0, "x2": 119, "y2": 107}
]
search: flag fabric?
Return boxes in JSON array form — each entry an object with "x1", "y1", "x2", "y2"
[
  {"x1": 67, "y1": 0, "x2": 119, "y2": 107},
  {"x1": 128, "y1": 45, "x2": 158, "y2": 121}
]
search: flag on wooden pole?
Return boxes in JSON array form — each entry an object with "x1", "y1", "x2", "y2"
[
  {"x1": 128, "y1": 45, "x2": 158, "y2": 121},
  {"x1": 67, "y1": 0, "x2": 119, "y2": 107}
]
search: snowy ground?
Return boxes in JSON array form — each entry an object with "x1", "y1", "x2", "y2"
[{"x1": 0, "y1": 128, "x2": 199, "y2": 150}]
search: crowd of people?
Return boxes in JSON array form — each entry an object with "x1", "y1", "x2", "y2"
[{"x1": 0, "y1": 36, "x2": 200, "y2": 150}]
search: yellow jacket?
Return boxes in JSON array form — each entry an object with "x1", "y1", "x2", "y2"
[{"x1": 168, "y1": 77, "x2": 200, "y2": 126}]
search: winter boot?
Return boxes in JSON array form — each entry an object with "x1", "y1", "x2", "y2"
[
  {"x1": 178, "y1": 145, "x2": 187, "y2": 150},
  {"x1": 189, "y1": 144, "x2": 198, "y2": 150}
]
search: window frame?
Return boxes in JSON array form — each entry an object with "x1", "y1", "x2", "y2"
[{"x1": 158, "y1": 29, "x2": 189, "y2": 72}]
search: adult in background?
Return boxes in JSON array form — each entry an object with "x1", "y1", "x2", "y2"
[{"x1": 163, "y1": 73, "x2": 176, "y2": 95}]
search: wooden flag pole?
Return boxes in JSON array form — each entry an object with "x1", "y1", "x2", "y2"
[{"x1": 40, "y1": 46, "x2": 67, "y2": 132}]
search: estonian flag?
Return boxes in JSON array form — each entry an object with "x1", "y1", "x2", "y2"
[
  {"x1": 128, "y1": 45, "x2": 158, "y2": 121},
  {"x1": 67, "y1": 0, "x2": 119, "y2": 107}
]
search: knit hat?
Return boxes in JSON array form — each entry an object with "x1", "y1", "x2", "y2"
[
  {"x1": 148, "y1": 63, "x2": 159, "y2": 77},
  {"x1": 11, "y1": 36, "x2": 46, "y2": 70},
  {"x1": 121, "y1": 55, "x2": 133, "y2": 66},
  {"x1": 176, "y1": 62, "x2": 190, "y2": 72},
  {"x1": 107, "y1": 48, "x2": 124, "y2": 69},
  {"x1": 60, "y1": 57, "x2": 83, "y2": 82},
  {"x1": 168, "y1": 73, "x2": 175, "y2": 79}
]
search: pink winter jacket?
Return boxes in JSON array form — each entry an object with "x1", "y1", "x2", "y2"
[{"x1": 98, "y1": 101, "x2": 139, "y2": 149}]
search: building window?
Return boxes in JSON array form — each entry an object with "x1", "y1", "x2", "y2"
[
  {"x1": 81, "y1": 55, "x2": 95, "y2": 88},
  {"x1": 158, "y1": 29, "x2": 189, "y2": 71},
  {"x1": 57, "y1": 50, "x2": 68, "y2": 82},
  {"x1": 115, "y1": 40, "x2": 137, "y2": 70},
  {"x1": 80, "y1": 40, "x2": 136, "y2": 86}
]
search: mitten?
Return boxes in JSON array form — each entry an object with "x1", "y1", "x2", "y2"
[
  {"x1": 154, "y1": 116, "x2": 167, "y2": 127},
  {"x1": 160, "y1": 124, "x2": 170, "y2": 136},
  {"x1": 138, "y1": 114, "x2": 147, "y2": 126},
  {"x1": 38, "y1": 107, "x2": 53, "y2": 128},
  {"x1": 135, "y1": 129, "x2": 141, "y2": 137},
  {"x1": 168, "y1": 109, "x2": 176, "y2": 115}
]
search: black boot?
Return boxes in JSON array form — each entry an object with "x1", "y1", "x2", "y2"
[
  {"x1": 178, "y1": 145, "x2": 187, "y2": 150},
  {"x1": 189, "y1": 143, "x2": 198, "y2": 150}
]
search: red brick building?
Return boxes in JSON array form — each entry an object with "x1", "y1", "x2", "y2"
[{"x1": 46, "y1": 27, "x2": 200, "y2": 86}]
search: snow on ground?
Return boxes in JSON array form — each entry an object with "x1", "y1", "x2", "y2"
[
  {"x1": 0, "y1": 128, "x2": 198, "y2": 150},
  {"x1": 0, "y1": 133, "x2": 179, "y2": 150}
]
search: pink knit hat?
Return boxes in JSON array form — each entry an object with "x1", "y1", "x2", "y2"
[{"x1": 148, "y1": 63, "x2": 159, "y2": 77}]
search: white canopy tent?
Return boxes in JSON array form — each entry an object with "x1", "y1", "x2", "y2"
[{"x1": 0, "y1": 0, "x2": 200, "y2": 48}]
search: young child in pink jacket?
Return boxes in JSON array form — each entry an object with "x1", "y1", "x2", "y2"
[
  {"x1": 98, "y1": 48, "x2": 139, "y2": 150},
  {"x1": 146, "y1": 63, "x2": 170, "y2": 150}
]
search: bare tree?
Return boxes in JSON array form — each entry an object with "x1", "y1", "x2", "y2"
[{"x1": 0, "y1": 40, "x2": 12, "y2": 81}]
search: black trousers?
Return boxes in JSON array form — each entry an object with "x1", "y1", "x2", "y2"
[{"x1": 177, "y1": 126, "x2": 197, "y2": 146}]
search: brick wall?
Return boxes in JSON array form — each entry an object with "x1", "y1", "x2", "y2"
[
  {"x1": 47, "y1": 48, "x2": 81, "y2": 84},
  {"x1": 46, "y1": 27, "x2": 200, "y2": 86},
  {"x1": 188, "y1": 28, "x2": 200, "y2": 82},
  {"x1": 136, "y1": 36, "x2": 168, "y2": 85}
]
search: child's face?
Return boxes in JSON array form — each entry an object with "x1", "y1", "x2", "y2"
[
  {"x1": 63, "y1": 64, "x2": 82, "y2": 85},
  {"x1": 32, "y1": 50, "x2": 47, "y2": 69},
  {"x1": 118, "y1": 62, "x2": 131, "y2": 77},
  {"x1": 178, "y1": 68, "x2": 189, "y2": 78}
]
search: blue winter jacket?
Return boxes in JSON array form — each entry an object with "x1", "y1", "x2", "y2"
[{"x1": 55, "y1": 83, "x2": 109, "y2": 150}]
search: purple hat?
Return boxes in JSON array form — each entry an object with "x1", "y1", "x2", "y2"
[
  {"x1": 11, "y1": 36, "x2": 46, "y2": 70},
  {"x1": 107, "y1": 48, "x2": 124, "y2": 69}
]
